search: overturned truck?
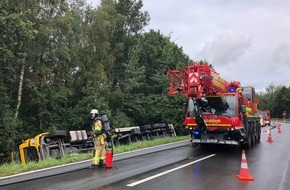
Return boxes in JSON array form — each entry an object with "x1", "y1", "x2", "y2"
[{"x1": 11, "y1": 130, "x2": 94, "y2": 165}]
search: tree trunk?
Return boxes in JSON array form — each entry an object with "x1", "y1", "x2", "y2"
[{"x1": 14, "y1": 60, "x2": 25, "y2": 119}]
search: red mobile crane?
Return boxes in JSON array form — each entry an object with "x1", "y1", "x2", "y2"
[{"x1": 168, "y1": 61, "x2": 261, "y2": 149}]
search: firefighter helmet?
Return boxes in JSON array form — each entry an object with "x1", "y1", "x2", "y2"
[
  {"x1": 90, "y1": 109, "x2": 99, "y2": 120},
  {"x1": 90, "y1": 109, "x2": 99, "y2": 114}
]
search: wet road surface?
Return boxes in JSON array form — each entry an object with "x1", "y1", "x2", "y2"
[
  {"x1": 1, "y1": 122, "x2": 290, "y2": 190},
  {"x1": 103, "y1": 122, "x2": 290, "y2": 190}
]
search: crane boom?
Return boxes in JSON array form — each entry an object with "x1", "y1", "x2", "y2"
[{"x1": 168, "y1": 62, "x2": 240, "y2": 98}]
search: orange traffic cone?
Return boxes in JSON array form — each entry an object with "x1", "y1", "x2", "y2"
[
  {"x1": 267, "y1": 130, "x2": 274, "y2": 142},
  {"x1": 236, "y1": 150, "x2": 254, "y2": 181}
]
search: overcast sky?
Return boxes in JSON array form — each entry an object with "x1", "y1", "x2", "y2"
[{"x1": 89, "y1": 0, "x2": 290, "y2": 92}]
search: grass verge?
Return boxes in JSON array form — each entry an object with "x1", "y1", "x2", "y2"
[{"x1": 0, "y1": 135, "x2": 189, "y2": 177}]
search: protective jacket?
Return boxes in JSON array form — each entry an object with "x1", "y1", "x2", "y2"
[{"x1": 92, "y1": 117, "x2": 106, "y2": 166}]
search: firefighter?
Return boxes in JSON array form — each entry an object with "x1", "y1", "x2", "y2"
[{"x1": 90, "y1": 109, "x2": 106, "y2": 167}]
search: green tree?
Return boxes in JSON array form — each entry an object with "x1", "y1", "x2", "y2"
[
  {"x1": 0, "y1": 0, "x2": 37, "y2": 163},
  {"x1": 97, "y1": 0, "x2": 150, "y2": 126},
  {"x1": 272, "y1": 86, "x2": 290, "y2": 118},
  {"x1": 0, "y1": 0, "x2": 195, "y2": 164},
  {"x1": 257, "y1": 84, "x2": 290, "y2": 119},
  {"x1": 121, "y1": 30, "x2": 188, "y2": 126}
]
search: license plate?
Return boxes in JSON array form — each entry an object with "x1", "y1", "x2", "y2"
[{"x1": 207, "y1": 139, "x2": 217, "y2": 143}]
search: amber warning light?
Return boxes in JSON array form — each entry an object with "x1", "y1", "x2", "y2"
[{"x1": 237, "y1": 88, "x2": 243, "y2": 94}]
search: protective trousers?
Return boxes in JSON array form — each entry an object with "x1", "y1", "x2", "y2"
[{"x1": 92, "y1": 135, "x2": 106, "y2": 166}]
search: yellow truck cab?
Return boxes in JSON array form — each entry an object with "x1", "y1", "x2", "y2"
[
  {"x1": 11, "y1": 132, "x2": 49, "y2": 165},
  {"x1": 11, "y1": 130, "x2": 94, "y2": 165}
]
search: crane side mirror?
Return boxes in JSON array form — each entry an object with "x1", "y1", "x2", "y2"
[{"x1": 241, "y1": 105, "x2": 246, "y2": 114}]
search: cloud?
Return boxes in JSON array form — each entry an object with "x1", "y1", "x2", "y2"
[
  {"x1": 89, "y1": 0, "x2": 290, "y2": 92},
  {"x1": 272, "y1": 43, "x2": 290, "y2": 68},
  {"x1": 196, "y1": 33, "x2": 252, "y2": 66}
]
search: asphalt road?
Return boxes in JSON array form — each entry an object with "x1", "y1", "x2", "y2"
[
  {"x1": 0, "y1": 140, "x2": 193, "y2": 189},
  {"x1": 112, "y1": 122, "x2": 290, "y2": 190},
  {"x1": 1, "y1": 122, "x2": 290, "y2": 190}
]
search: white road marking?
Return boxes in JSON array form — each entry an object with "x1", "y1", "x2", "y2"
[
  {"x1": 279, "y1": 148, "x2": 290, "y2": 190},
  {"x1": 126, "y1": 154, "x2": 216, "y2": 187}
]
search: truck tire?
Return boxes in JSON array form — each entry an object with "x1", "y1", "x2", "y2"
[
  {"x1": 255, "y1": 124, "x2": 259, "y2": 144},
  {"x1": 251, "y1": 123, "x2": 256, "y2": 147},
  {"x1": 242, "y1": 122, "x2": 252, "y2": 149},
  {"x1": 257, "y1": 125, "x2": 261, "y2": 142},
  {"x1": 50, "y1": 149, "x2": 60, "y2": 158},
  {"x1": 251, "y1": 133, "x2": 255, "y2": 147},
  {"x1": 255, "y1": 121, "x2": 261, "y2": 143},
  {"x1": 242, "y1": 139, "x2": 250, "y2": 150},
  {"x1": 65, "y1": 147, "x2": 79, "y2": 155},
  {"x1": 49, "y1": 130, "x2": 67, "y2": 138}
]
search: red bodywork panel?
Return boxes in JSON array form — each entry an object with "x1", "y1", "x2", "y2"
[{"x1": 184, "y1": 115, "x2": 242, "y2": 130}]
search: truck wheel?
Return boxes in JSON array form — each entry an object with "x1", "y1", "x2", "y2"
[
  {"x1": 65, "y1": 147, "x2": 78, "y2": 155},
  {"x1": 251, "y1": 123, "x2": 256, "y2": 146},
  {"x1": 257, "y1": 123, "x2": 261, "y2": 142},
  {"x1": 50, "y1": 149, "x2": 60, "y2": 158},
  {"x1": 257, "y1": 130, "x2": 261, "y2": 142},
  {"x1": 251, "y1": 133, "x2": 256, "y2": 146},
  {"x1": 242, "y1": 140, "x2": 250, "y2": 150},
  {"x1": 49, "y1": 130, "x2": 67, "y2": 138},
  {"x1": 242, "y1": 134, "x2": 252, "y2": 149},
  {"x1": 254, "y1": 130, "x2": 259, "y2": 144}
]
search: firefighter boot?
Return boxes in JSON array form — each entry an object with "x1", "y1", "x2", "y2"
[{"x1": 99, "y1": 159, "x2": 105, "y2": 168}]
